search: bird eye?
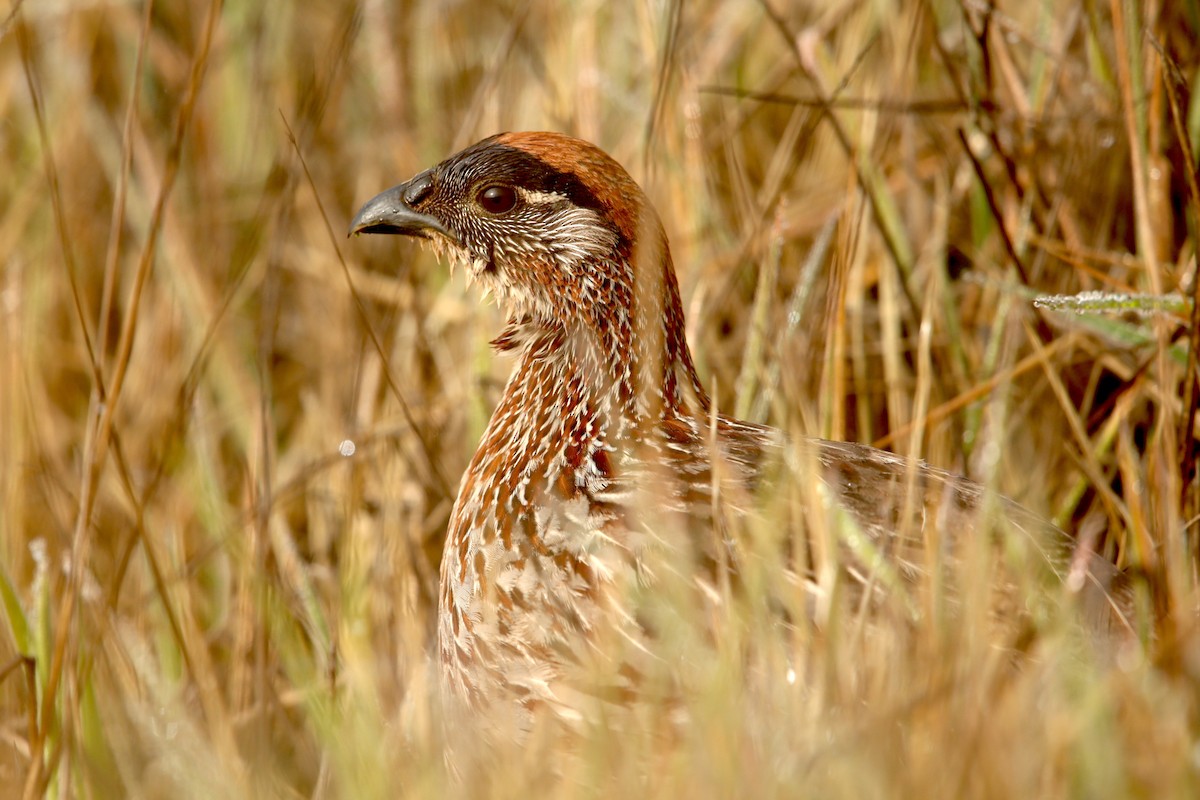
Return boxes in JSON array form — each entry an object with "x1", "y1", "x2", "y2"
[{"x1": 477, "y1": 185, "x2": 517, "y2": 214}]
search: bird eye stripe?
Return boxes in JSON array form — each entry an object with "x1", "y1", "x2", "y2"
[
  {"x1": 452, "y1": 142, "x2": 605, "y2": 215},
  {"x1": 518, "y1": 189, "x2": 570, "y2": 206}
]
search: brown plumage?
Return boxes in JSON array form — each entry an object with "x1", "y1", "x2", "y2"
[{"x1": 349, "y1": 132, "x2": 1128, "y2": 734}]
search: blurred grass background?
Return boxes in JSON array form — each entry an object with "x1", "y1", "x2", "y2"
[{"x1": 1, "y1": 0, "x2": 1199, "y2": 796}]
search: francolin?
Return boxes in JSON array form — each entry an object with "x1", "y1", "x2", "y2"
[{"x1": 349, "y1": 132, "x2": 1128, "y2": 735}]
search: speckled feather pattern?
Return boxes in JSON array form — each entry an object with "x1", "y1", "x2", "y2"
[{"x1": 352, "y1": 132, "x2": 1129, "y2": 738}]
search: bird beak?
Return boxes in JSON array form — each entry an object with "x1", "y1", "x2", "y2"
[{"x1": 347, "y1": 183, "x2": 455, "y2": 241}]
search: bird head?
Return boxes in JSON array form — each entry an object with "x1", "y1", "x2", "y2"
[{"x1": 350, "y1": 132, "x2": 704, "y2": 414}]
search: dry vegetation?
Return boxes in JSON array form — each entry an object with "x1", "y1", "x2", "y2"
[{"x1": 1, "y1": 0, "x2": 1199, "y2": 796}]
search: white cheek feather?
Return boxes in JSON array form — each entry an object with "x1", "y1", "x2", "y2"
[
  {"x1": 421, "y1": 191, "x2": 620, "y2": 322},
  {"x1": 516, "y1": 189, "x2": 620, "y2": 273}
]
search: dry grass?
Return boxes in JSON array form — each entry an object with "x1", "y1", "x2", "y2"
[{"x1": 1, "y1": 0, "x2": 1198, "y2": 796}]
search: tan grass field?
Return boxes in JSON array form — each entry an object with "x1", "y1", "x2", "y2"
[{"x1": 1, "y1": 0, "x2": 1199, "y2": 796}]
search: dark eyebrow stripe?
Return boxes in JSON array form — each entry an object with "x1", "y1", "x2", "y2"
[{"x1": 449, "y1": 142, "x2": 606, "y2": 215}]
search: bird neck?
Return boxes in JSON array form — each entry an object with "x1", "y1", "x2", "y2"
[
  {"x1": 620, "y1": 248, "x2": 711, "y2": 424},
  {"x1": 493, "y1": 267, "x2": 709, "y2": 434}
]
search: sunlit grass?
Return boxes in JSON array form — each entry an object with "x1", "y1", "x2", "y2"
[{"x1": 1, "y1": 0, "x2": 1198, "y2": 796}]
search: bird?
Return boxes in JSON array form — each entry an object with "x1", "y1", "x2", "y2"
[{"x1": 349, "y1": 131, "x2": 1129, "y2": 737}]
